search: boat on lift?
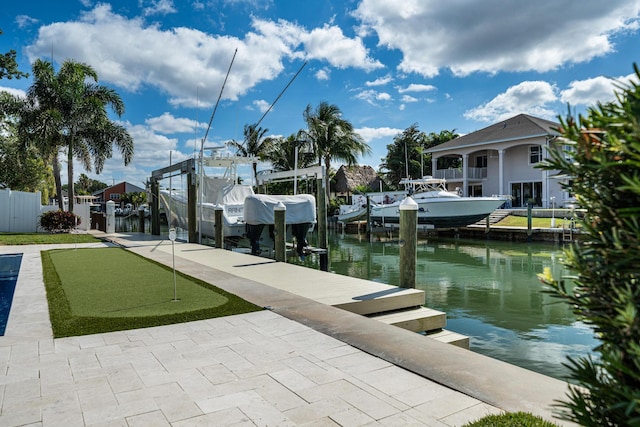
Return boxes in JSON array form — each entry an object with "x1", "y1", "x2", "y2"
[{"x1": 369, "y1": 176, "x2": 506, "y2": 229}]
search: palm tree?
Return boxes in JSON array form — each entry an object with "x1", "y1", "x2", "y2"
[
  {"x1": 301, "y1": 102, "x2": 371, "y2": 198},
  {"x1": 18, "y1": 59, "x2": 133, "y2": 212},
  {"x1": 264, "y1": 133, "x2": 316, "y2": 172},
  {"x1": 227, "y1": 123, "x2": 274, "y2": 184}
]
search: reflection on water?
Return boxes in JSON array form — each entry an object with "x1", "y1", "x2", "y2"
[{"x1": 325, "y1": 232, "x2": 599, "y2": 380}]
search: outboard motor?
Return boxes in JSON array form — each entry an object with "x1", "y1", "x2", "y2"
[
  {"x1": 292, "y1": 222, "x2": 312, "y2": 256},
  {"x1": 245, "y1": 223, "x2": 264, "y2": 255}
]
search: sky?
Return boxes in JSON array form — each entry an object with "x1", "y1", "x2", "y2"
[{"x1": 1, "y1": 0, "x2": 640, "y2": 188}]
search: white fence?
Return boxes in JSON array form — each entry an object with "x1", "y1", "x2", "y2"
[{"x1": 0, "y1": 189, "x2": 92, "y2": 233}]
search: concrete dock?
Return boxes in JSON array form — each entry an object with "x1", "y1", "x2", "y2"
[{"x1": 0, "y1": 232, "x2": 575, "y2": 426}]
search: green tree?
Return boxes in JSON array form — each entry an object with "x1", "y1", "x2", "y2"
[
  {"x1": 538, "y1": 66, "x2": 640, "y2": 426},
  {"x1": 0, "y1": 29, "x2": 29, "y2": 80},
  {"x1": 301, "y1": 102, "x2": 370, "y2": 198},
  {"x1": 75, "y1": 173, "x2": 92, "y2": 195},
  {"x1": 265, "y1": 133, "x2": 316, "y2": 172},
  {"x1": 380, "y1": 125, "x2": 458, "y2": 188},
  {"x1": 228, "y1": 123, "x2": 274, "y2": 184},
  {"x1": 10, "y1": 59, "x2": 134, "y2": 212}
]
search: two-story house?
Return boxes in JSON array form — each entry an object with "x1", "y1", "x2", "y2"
[
  {"x1": 426, "y1": 113, "x2": 569, "y2": 208},
  {"x1": 92, "y1": 181, "x2": 145, "y2": 211}
]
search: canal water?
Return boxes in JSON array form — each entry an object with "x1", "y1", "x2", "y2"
[{"x1": 316, "y1": 231, "x2": 598, "y2": 381}]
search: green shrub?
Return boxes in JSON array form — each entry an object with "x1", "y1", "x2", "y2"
[
  {"x1": 537, "y1": 64, "x2": 640, "y2": 426},
  {"x1": 40, "y1": 210, "x2": 80, "y2": 232},
  {"x1": 463, "y1": 412, "x2": 558, "y2": 426}
]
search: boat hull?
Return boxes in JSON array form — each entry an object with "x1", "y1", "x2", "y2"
[{"x1": 370, "y1": 197, "x2": 504, "y2": 229}]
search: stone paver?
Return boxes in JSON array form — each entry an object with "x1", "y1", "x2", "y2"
[{"x1": 0, "y1": 241, "x2": 537, "y2": 426}]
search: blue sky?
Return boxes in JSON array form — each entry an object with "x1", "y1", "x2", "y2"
[{"x1": 2, "y1": 0, "x2": 640, "y2": 188}]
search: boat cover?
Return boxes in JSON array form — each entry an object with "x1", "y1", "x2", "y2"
[{"x1": 244, "y1": 194, "x2": 316, "y2": 225}]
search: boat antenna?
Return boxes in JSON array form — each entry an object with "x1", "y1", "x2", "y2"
[
  {"x1": 241, "y1": 61, "x2": 308, "y2": 150},
  {"x1": 199, "y1": 48, "x2": 237, "y2": 244}
]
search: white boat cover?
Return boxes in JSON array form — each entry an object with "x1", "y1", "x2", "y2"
[
  {"x1": 244, "y1": 194, "x2": 316, "y2": 225},
  {"x1": 203, "y1": 177, "x2": 254, "y2": 205}
]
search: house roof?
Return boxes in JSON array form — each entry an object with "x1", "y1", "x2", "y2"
[
  {"x1": 427, "y1": 114, "x2": 561, "y2": 153},
  {"x1": 333, "y1": 165, "x2": 382, "y2": 193},
  {"x1": 92, "y1": 181, "x2": 145, "y2": 196}
]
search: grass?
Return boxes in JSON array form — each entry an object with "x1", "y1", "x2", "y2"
[
  {"x1": 494, "y1": 216, "x2": 577, "y2": 228},
  {"x1": 42, "y1": 247, "x2": 262, "y2": 337},
  {"x1": 462, "y1": 412, "x2": 559, "y2": 426},
  {"x1": 0, "y1": 232, "x2": 101, "y2": 245}
]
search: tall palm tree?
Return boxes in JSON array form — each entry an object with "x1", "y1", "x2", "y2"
[
  {"x1": 301, "y1": 102, "x2": 371, "y2": 198},
  {"x1": 227, "y1": 123, "x2": 274, "y2": 184},
  {"x1": 264, "y1": 133, "x2": 316, "y2": 172},
  {"x1": 19, "y1": 59, "x2": 133, "y2": 212}
]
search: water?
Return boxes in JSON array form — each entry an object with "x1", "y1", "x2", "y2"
[
  {"x1": 0, "y1": 253, "x2": 22, "y2": 335},
  {"x1": 320, "y1": 232, "x2": 598, "y2": 380}
]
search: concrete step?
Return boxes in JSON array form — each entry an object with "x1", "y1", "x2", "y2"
[
  {"x1": 333, "y1": 287, "x2": 425, "y2": 316},
  {"x1": 368, "y1": 307, "x2": 446, "y2": 333},
  {"x1": 425, "y1": 329, "x2": 470, "y2": 349}
]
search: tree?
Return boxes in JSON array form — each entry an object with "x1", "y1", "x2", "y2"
[
  {"x1": 380, "y1": 125, "x2": 458, "y2": 188},
  {"x1": 538, "y1": 66, "x2": 640, "y2": 426},
  {"x1": 265, "y1": 133, "x2": 316, "y2": 172},
  {"x1": 0, "y1": 29, "x2": 29, "y2": 80},
  {"x1": 301, "y1": 102, "x2": 370, "y2": 198},
  {"x1": 228, "y1": 123, "x2": 274, "y2": 185},
  {"x1": 11, "y1": 59, "x2": 133, "y2": 212}
]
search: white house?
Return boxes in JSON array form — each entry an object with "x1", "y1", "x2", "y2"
[{"x1": 426, "y1": 113, "x2": 570, "y2": 208}]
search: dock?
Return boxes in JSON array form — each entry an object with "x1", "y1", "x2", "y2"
[{"x1": 110, "y1": 234, "x2": 468, "y2": 348}]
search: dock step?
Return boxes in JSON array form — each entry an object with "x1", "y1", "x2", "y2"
[
  {"x1": 333, "y1": 287, "x2": 425, "y2": 316},
  {"x1": 368, "y1": 307, "x2": 446, "y2": 333},
  {"x1": 424, "y1": 329, "x2": 470, "y2": 349}
]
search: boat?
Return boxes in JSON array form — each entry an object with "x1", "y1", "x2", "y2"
[
  {"x1": 369, "y1": 176, "x2": 506, "y2": 229},
  {"x1": 158, "y1": 154, "x2": 317, "y2": 255}
]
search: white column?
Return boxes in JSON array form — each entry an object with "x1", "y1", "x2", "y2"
[
  {"x1": 431, "y1": 157, "x2": 437, "y2": 178},
  {"x1": 462, "y1": 154, "x2": 469, "y2": 197},
  {"x1": 498, "y1": 149, "x2": 504, "y2": 196}
]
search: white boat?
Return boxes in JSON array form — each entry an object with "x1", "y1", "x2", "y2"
[
  {"x1": 158, "y1": 155, "x2": 317, "y2": 255},
  {"x1": 370, "y1": 176, "x2": 506, "y2": 229}
]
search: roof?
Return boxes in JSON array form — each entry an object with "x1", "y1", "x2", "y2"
[
  {"x1": 427, "y1": 114, "x2": 561, "y2": 153},
  {"x1": 333, "y1": 165, "x2": 382, "y2": 193}
]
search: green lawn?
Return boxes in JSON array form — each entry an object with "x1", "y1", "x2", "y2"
[
  {"x1": 42, "y1": 247, "x2": 261, "y2": 337},
  {"x1": 0, "y1": 232, "x2": 101, "y2": 245},
  {"x1": 494, "y1": 216, "x2": 578, "y2": 228}
]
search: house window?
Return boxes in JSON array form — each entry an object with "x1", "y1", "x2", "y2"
[
  {"x1": 529, "y1": 145, "x2": 542, "y2": 164},
  {"x1": 467, "y1": 184, "x2": 483, "y2": 197},
  {"x1": 474, "y1": 155, "x2": 487, "y2": 168},
  {"x1": 110, "y1": 193, "x2": 120, "y2": 200}
]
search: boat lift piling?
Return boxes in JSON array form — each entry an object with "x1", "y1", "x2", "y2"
[
  {"x1": 316, "y1": 175, "x2": 329, "y2": 271},
  {"x1": 274, "y1": 202, "x2": 286, "y2": 262},
  {"x1": 214, "y1": 205, "x2": 223, "y2": 249}
]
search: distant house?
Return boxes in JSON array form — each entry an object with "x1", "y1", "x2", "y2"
[
  {"x1": 426, "y1": 114, "x2": 568, "y2": 208},
  {"x1": 332, "y1": 165, "x2": 384, "y2": 201},
  {"x1": 92, "y1": 182, "x2": 145, "y2": 211}
]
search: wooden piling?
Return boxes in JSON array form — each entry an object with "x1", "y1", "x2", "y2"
[
  {"x1": 316, "y1": 177, "x2": 328, "y2": 271},
  {"x1": 214, "y1": 205, "x2": 223, "y2": 249},
  {"x1": 399, "y1": 196, "x2": 418, "y2": 289},
  {"x1": 274, "y1": 202, "x2": 286, "y2": 262}
]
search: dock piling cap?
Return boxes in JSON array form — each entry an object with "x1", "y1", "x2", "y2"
[
  {"x1": 274, "y1": 201, "x2": 286, "y2": 211},
  {"x1": 399, "y1": 196, "x2": 418, "y2": 210}
]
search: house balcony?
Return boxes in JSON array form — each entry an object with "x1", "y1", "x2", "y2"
[{"x1": 433, "y1": 167, "x2": 487, "y2": 181}]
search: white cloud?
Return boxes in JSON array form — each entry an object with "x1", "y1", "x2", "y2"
[
  {"x1": 315, "y1": 67, "x2": 331, "y2": 80},
  {"x1": 560, "y1": 74, "x2": 635, "y2": 106},
  {"x1": 354, "y1": 0, "x2": 640, "y2": 77},
  {"x1": 464, "y1": 81, "x2": 559, "y2": 122},
  {"x1": 398, "y1": 83, "x2": 436, "y2": 93},
  {"x1": 15, "y1": 15, "x2": 39, "y2": 29},
  {"x1": 366, "y1": 75, "x2": 392, "y2": 86},
  {"x1": 355, "y1": 89, "x2": 392, "y2": 105},
  {"x1": 0, "y1": 87, "x2": 26, "y2": 98},
  {"x1": 253, "y1": 99, "x2": 271, "y2": 113},
  {"x1": 356, "y1": 126, "x2": 402, "y2": 143},
  {"x1": 25, "y1": 5, "x2": 382, "y2": 109},
  {"x1": 141, "y1": 0, "x2": 177, "y2": 16},
  {"x1": 145, "y1": 112, "x2": 198, "y2": 134},
  {"x1": 401, "y1": 95, "x2": 418, "y2": 103},
  {"x1": 298, "y1": 23, "x2": 383, "y2": 71}
]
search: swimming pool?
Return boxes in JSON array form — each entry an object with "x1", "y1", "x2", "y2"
[{"x1": 0, "y1": 253, "x2": 22, "y2": 335}]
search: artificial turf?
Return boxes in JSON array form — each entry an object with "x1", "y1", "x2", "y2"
[{"x1": 42, "y1": 247, "x2": 262, "y2": 337}]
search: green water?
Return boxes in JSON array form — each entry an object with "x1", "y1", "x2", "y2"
[{"x1": 312, "y1": 231, "x2": 598, "y2": 381}]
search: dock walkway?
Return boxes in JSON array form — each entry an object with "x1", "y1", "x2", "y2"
[{"x1": 0, "y1": 232, "x2": 575, "y2": 426}]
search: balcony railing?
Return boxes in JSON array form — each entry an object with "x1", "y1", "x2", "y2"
[{"x1": 433, "y1": 167, "x2": 487, "y2": 180}]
